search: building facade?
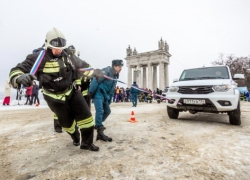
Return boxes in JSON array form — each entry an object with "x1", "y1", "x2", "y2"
[{"x1": 125, "y1": 38, "x2": 171, "y2": 91}]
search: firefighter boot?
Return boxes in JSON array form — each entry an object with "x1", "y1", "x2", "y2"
[
  {"x1": 67, "y1": 125, "x2": 80, "y2": 146},
  {"x1": 54, "y1": 119, "x2": 62, "y2": 133},
  {"x1": 80, "y1": 127, "x2": 99, "y2": 151},
  {"x1": 96, "y1": 126, "x2": 112, "y2": 142}
]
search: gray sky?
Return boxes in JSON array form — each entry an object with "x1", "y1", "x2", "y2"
[{"x1": 0, "y1": 0, "x2": 250, "y2": 92}]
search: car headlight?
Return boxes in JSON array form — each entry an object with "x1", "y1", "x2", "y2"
[
  {"x1": 169, "y1": 86, "x2": 179, "y2": 92},
  {"x1": 213, "y1": 84, "x2": 231, "y2": 92}
]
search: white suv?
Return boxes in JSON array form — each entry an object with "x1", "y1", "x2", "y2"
[{"x1": 167, "y1": 66, "x2": 244, "y2": 125}]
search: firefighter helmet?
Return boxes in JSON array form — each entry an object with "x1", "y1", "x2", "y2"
[
  {"x1": 45, "y1": 28, "x2": 67, "y2": 50},
  {"x1": 68, "y1": 45, "x2": 76, "y2": 54}
]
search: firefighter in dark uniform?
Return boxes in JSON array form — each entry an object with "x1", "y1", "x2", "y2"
[
  {"x1": 156, "y1": 88, "x2": 161, "y2": 104},
  {"x1": 9, "y1": 28, "x2": 101, "y2": 151},
  {"x1": 138, "y1": 92, "x2": 143, "y2": 102},
  {"x1": 147, "y1": 92, "x2": 153, "y2": 103},
  {"x1": 53, "y1": 45, "x2": 92, "y2": 133}
]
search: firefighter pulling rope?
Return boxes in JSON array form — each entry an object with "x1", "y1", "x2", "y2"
[{"x1": 79, "y1": 68, "x2": 182, "y2": 105}]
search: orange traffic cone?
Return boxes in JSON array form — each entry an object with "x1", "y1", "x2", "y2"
[{"x1": 129, "y1": 111, "x2": 137, "y2": 123}]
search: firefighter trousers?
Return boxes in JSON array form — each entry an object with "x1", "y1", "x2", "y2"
[{"x1": 44, "y1": 90, "x2": 94, "y2": 144}]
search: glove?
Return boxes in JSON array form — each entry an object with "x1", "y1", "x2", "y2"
[
  {"x1": 16, "y1": 74, "x2": 37, "y2": 87},
  {"x1": 93, "y1": 69, "x2": 104, "y2": 80}
]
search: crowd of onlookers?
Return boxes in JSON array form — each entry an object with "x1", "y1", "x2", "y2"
[
  {"x1": 240, "y1": 91, "x2": 250, "y2": 101},
  {"x1": 14, "y1": 81, "x2": 40, "y2": 106},
  {"x1": 112, "y1": 86, "x2": 164, "y2": 103}
]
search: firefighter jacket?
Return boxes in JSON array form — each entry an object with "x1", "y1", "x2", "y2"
[
  {"x1": 147, "y1": 93, "x2": 153, "y2": 101},
  {"x1": 88, "y1": 66, "x2": 118, "y2": 102},
  {"x1": 9, "y1": 48, "x2": 92, "y2": 102}
]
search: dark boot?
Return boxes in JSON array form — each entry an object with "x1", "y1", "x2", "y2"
[
  {"x1": 54, "y1": 119, "x2": 62, "y2": 133},
  {"x1": 96, "y1": 126, "x2": 112, "y2": 142},
  {"x1": 68, "y1": 125, "x2": 80, "y2": 146},
  {"x1": 80, "y1": 126, "x2": 99, "y2": 151}
]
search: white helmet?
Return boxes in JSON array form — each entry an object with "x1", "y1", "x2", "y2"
[{"x1": 45, "y1": 28, "x2": 67, "y2": 50}]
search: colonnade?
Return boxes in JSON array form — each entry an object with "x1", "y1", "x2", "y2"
[{"x1": 127, "y1": 62, "x2": 169, "y2": 91}]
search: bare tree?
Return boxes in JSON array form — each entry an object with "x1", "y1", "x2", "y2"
[{"x1": 211, "y1": 54, "x2": 250, "y2": 89}]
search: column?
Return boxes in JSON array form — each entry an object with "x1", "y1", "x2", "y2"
[
  {"x1": 164, "y1": 63, "x2": 169, "y2": 87},
  {"x1": 159, "y1": 62, "x2": 165, "y2": 90},
  {"x1": 153, "y1": 65, "x2": 157, "y2": 90},
  {"x1": 133, "y1": 68, "x2": 136, "y2": 83},
  {"x1": 147, "y1": 63, "x2": 153, "y2": 90},
  {"x1": 137, "y1": 66, "x2": 141, "y2": 87},
  {"x1": 127, "y1": 65, "x2": 132, "y2": 86},
  {"x1": 143, "y1": 66, "x2": 147, "y2": 88}
]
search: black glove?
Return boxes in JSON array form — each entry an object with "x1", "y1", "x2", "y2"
[
  {"x1": 93, "y1": 69, "x2": 104, "y2": 80},
  {"x1": 16, "y1": 74, "x2": 37, "y2": 87}
]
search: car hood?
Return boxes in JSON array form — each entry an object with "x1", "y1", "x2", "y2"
[{"x1": 173, "y1": 79, "x2": 232, "y2": 86}]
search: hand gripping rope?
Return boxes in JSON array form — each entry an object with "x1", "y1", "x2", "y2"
[{"x1": 79, "y1": 68, "x2": 182, "y2": 105}]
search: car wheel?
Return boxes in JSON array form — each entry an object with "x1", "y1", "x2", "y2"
[
  {"x1": 167, "y1": 106, "x2": 179, "y2": 119},
  {"x1": 228, "y1": 102, "x2": 241, "y2": 125}
]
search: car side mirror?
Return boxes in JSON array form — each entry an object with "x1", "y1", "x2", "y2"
[
  {"x1": 233, "y1": 74, "x2": 245, "y2": 80},
  {"x1": 173, "y1": 78, "x2": 178, "y2": 83}
]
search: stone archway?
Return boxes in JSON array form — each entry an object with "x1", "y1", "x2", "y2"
[{"x1": 125, "y1": 38, "x2": 171, "y2": 91}]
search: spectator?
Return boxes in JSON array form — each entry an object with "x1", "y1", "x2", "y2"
[
  {"x1": 125, "y1": 87, "x2": 130, "y2": 102},
  {"x1": 153, "y1": 90, "x2": 156, "y2": 100},
  {"x1": 245, "y1": 91, "x2": 249, "y2": 102},
  {"x1": 130, "y1": 82, "x2": 140, "y2": 107},
  {"x1": 3, "y1": 79, "x2": 11, "y2": 105},
  {"x1": 156, "y1": 88, "x2": 161, "y2": 104},
  {"x1": 24, "y1": 86, "x2": 33, "y2": 105},
  {"x1": 31, "y1": 81, "x2": 40, "y2": 105}
]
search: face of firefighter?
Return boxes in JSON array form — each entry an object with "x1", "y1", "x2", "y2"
[
  {"x1": 51, "y1": 48, "x2": 63, "y2": 56},
  {"x1": 113, "y1": 65, "x2": 123, "y2": 74}
]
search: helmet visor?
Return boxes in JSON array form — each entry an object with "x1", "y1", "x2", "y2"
[{"x1": 49, "y1": 37, "x2": 66, "y2": 49}]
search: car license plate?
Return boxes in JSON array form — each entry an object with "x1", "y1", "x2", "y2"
[{"x1": 183, "y1": 99, "x2": 205, "y2": 105}]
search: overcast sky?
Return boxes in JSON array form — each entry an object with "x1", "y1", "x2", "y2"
[{"x1": 0, "y1": 0, "x2": 250, "y2": 92}]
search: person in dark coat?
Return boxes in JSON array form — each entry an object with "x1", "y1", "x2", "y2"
[
  {"x1": 130, "y1": 82, "x2": 140, "y2": 107},
  {"x1": 31, "y1": 81, "x2": 40, "y2": 105}
]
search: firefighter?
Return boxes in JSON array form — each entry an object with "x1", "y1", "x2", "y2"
[
  {"x1": 130, "y1": 81, "x2": 140, "y2": 107},
  {"x1": 147, "y1": 92, "x2": 153, "y2": 103},
  {"x1": 9, "y1": 28, "x2": 102, "y2": 151},
  {"x1": 88, "y1": 60, "x2": 123, "y2": 142},
  {"x1": 138, "y1": 92, "x2": 143, "y2": 102},
  {"x1": 53, "y1": 45, "x2": 92, "y2": 133},
  {"x1": 156, "y1": 88, "x2": 161, "y2": 104}
]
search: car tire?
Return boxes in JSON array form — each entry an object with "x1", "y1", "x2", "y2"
[
  {"x1": 167, "y1": 106, "x2": 179, "y2": 119},
  {"x1": 228, "y1": 102, "x2": 241, "y2": 125}
]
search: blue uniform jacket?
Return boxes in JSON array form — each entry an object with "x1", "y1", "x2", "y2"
[
  {"x1": 130, "y1": 83, "x2": 140, "y2": 94},
  {"x1": 89, "y1": 66, "x2": 118, "y2": 101}
]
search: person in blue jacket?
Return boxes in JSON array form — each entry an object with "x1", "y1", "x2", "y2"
[
  {"x1": 130, "y1": 82, "x2": 140, "y2": 107},
  {"x1": 88, "y1": 59, "x2": 123, "y2": 142}
]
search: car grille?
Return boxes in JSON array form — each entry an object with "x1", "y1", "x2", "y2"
[{"x1": 178, "y1": 86, "x2": 214, "y2": 94}]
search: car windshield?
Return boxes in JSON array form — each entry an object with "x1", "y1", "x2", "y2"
[{"x1": 179, "y1": 66, "x2": 229, "y2": 81}]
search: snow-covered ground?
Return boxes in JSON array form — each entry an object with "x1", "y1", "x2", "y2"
[
  {"x1": 0, "y1": 99, "x2": 48, "y2": 110},
  {"x1": 1, "y1": 101, "x2": 250, "y2": 180}
]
